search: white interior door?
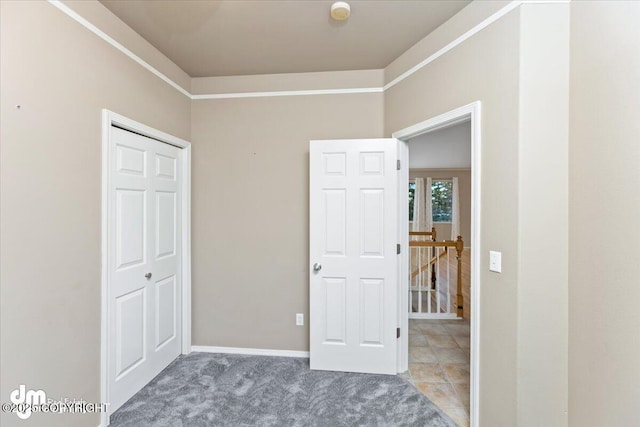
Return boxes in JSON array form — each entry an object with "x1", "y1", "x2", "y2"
[
  {"x1": 309, "y1": 139, "x2": 399, "y2": 375},
  {"x1": 108, "y1": 126, "x2": 182, "y2": 412}
]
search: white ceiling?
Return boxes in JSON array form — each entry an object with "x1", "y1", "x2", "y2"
[
  {"x1": 100, "y1": 0, "x2": 470, "y2": 77},
  {"x1": 408, "y1": 120, "x2": 471, "y2": 169}
]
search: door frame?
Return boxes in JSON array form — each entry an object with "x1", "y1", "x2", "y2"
[
  {"x1": 100, "y1": 110, "x2": 192, "y2": 425},
  {"x1": 392, "y1": 101, "x2": 481, "y2": 427}
]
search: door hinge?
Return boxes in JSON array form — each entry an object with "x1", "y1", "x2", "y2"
[
  {"x1": 397, "y1": 327, "x2": 401, "y2": 338},
  {"x1": 396, "y1": 160, "x2": 401, "y2": 170},
  {"x1": 397, "y1": 244, "x2": 401, "y2": 254}
]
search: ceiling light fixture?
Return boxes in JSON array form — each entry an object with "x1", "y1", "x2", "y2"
[{"x1": 330, "y1": 2, "x2": 351, "y2": 21}]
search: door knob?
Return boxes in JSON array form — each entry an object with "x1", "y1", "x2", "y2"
[
  {"x1": 313, "y1": 263, "x2": 322, "y2": 273},
  {"x1": 145, "y1": 272, "x2": 152, "y2": 280}
]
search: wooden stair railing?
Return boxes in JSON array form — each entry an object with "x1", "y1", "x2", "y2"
[
  {"x1": 409, "y1": 248, "x2": 447, "y2": 280},
  {"x1": 409, "y1": 235, "x2": 464, "y2": 317},
  {"x1": 409, "y1": 228, "x2": 437, "y2": 289},
  {"x1": 408, "y1": 228, "x2": 437, "y2": 240}
]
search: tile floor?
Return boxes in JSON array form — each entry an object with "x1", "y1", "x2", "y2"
[{"x1": 404, "y1": 319, "x2": 471, "y2": 427}]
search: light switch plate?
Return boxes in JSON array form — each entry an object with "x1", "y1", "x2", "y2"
[
  {"x1": 296, "y1": 313, "x2": 304, "y2": 326},
  {"x1": 489, "y1": 251, "x2": 502, "y2": 273}
]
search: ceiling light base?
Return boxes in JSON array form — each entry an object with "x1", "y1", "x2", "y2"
[{"x1": 330, "y1": 2, "x2": 351, "y2": 21}]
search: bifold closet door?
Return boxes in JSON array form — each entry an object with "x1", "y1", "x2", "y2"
[{"x1": 108, "y1": 126, "x2": 182, "y2": 412}]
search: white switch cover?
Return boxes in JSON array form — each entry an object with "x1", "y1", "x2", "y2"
[
  {"x1": 296, "y1": 313, "x2": 304, "y2": 326},
  {"x1": 489, "y1": 251, "x2": 502, "y2": 273}
]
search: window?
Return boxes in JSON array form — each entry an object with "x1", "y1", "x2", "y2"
[
  {"x1": 408, "y1": 179, "x2": 453, "y2": 223},
  {"x1": 408, "y1": 181, "x2": 416, "y2": 221},
  {"x1": 431, "y1": 180, "x2": 453, "y2": 223}
]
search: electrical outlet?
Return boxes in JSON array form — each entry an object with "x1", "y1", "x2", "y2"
[
  {"x1": 489, "y1": 251, "x2": 502, "y2": 273},
  {"x1": 296, "y1": 313, "x2": 304, "y2": 326}
]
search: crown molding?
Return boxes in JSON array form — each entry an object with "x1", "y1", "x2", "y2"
[
  {"x1": 191, "y1": 87, "x2": 383, "y2": 100},
  {"x1": 47, "y1": 0, "x2": 570, "y2": 100}
]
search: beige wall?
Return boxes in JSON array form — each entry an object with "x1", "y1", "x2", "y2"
[
  {"x1": 516, "y1": 5, "x2": 569, "y2": 425},
  {"x1": 385, "y1": 9, "x2": 521, "y2": 426},
  {"x1": 385, "y1": 3, "x2": 570, "y2": 426},
  {"x1": 568, "y1": 2, "x2": 640, "y2": 426},
  {"x1": 190, "y1": 93, "x2": 384, "y2": 350},
  {"x1": 409, "y1": 169, "x2": 472, "y2": 245},
  {"x1": 0, "y1": 2, "x2": 190, "y2": 426},
  {"x1": 192, "y1": 69, "x2": 384, "y2": 95}
]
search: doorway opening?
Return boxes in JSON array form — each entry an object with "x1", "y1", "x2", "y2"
[{"x1": 393, "y1": 102, "x2": 481, "y2": 427}]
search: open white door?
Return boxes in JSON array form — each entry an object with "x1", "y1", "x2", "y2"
[{"x1": 309, "y1": 139, "x2": 399, "y2": 375}]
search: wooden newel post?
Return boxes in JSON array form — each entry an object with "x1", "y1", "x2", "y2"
[{"x1": 455, "y1": 236, "x2": 464, "y2": 318}]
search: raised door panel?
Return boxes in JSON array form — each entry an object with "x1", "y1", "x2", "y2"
[
  {"x1": 322, "y1": 190, "x2": 346, "y2": 257},
  {"x1": 359, "y1": 152, "x2": 385, "y2": 176},
  {"x1": 115, "y1": 288, "x2": 146, "y2": 379},
  {"x1": 116, "y1": 190, "x2": 146, "y2": 270},
  {"x1": 360, "y1": 189, "x2": 384, "y2": 258},
  {"x1": 155, "y1": 275, "x2": 176, "y2": 350},
  {"x1": 155, "y1": 192, "x2": 176, "y2": 260},
  {"x1": 360, "y1": 278, "x2": 384, "y2": 346},
  {"x1": 323, "y1": 152, "x2": 347, "y2": 176},
  {"x1": 117, "y1": 145, "x2": 146, "y2": 177},
  {"x1": 323, "y1": 277, "x2": 347, "y2": 344},
  {"x1": 155, "y1": 154, "x2": 176, "y2": 181}
]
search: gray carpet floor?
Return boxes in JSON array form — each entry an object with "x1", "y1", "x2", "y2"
[{"x1": 110, "y1": 352, "x2": 457, "y2": 427}]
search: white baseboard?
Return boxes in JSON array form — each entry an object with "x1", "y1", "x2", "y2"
[{"x1": 191, "y1": 345, "x2": 310, "y2": 358}]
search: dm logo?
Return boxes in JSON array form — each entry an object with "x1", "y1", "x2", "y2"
[{"x1": 10, "y1": 385, "x2": 46, "y2": 419}]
